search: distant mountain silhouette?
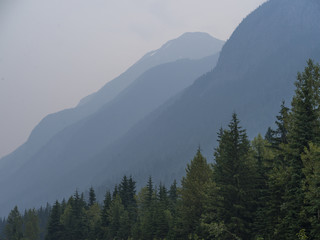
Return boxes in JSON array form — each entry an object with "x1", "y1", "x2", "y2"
[
  {"x1": 0, "y1": 49, "x2": 221, "y2": 216},
  {"x1": 78, "y1": 0, "x2": 320, "y2": 192},
  {"x1": 2, "y1": 0, "x2": 320, "y2": 217},
  {"x1": 0, "y1": 32, "x2": 223, "y2": 199}
]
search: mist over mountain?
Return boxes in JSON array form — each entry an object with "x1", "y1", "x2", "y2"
[
  {"x1": 0, "y1": 35, "x2": 222, "y2": 216},
  {"x1": 81, "y1": 0, "x2": 320, "y2": 191},
  {"x1": 1, "y1": 0, "x2": 320, "y2": 217},
  {"x1": 0, "y1": 32, "x2": 223, "y2": 185}
]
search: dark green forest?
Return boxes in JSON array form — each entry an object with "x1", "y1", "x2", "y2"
[{"x1": 1, "y1": 60, "x2": 320, "y2": 239}]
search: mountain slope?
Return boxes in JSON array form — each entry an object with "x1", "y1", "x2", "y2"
[
  {"x1": 2, "y1": 0, "x2": 320, "y2": 216},
  {"x1": 0, "y1": 32, "x2": 224, "y2": 176},
  {"x1": 83, "y1": 0, "x2": 320, "y2": 187},
  {"x1": 0, "y1": 52, "x2": 220, "y2": 216}
]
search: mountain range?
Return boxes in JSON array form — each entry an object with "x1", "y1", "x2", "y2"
[
  {"x1": 0, "y1": 32, "x2": 224, "y2": 216},
  {"x1": 1, "y1": 0, "x2": 320, "y2": 217}
]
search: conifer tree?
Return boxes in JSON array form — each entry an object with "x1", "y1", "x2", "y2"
[
  {"x1": 263, "y1": 103, "x2": 291, "y2": 239},
  {"x1": 139, "y1": 177, "x2": 157, "y2": 240},
  {"x1": 281, "y1": 59, "x2": 320, "y2": 238},
  {"x1": 108, "y1": 195, "x2": 129, "y2": 239},
  {"x1": 155, "y1": 183, "x2": 170, "y2": 239},
  {"x1": 88, "y1": 187, "x2": 96, "y2": 207},
  {"x1": 86, "y1": 202, "x2": 101, "y2": 240},
  {"x1": 61, "y1": 191, "x2": 88, "y2": 240},
  {"x1": 210, "y1": 113, "x2": 256, "y2": 239},
  {"x1": 180, "y1": 148, "x2": 212, "y2": 238},
  {"x1": 100, "y1": 190, "x2": 112, "y2": 239},
  {"x1": 23, "y1": 209, "x2": 40, "y2": 240},
  {"x1": 46, "y1": 201, "x2": 63, "y2": 240},
  {"x1": 301, "y1": 143, "x2": 320, "y2": 239},
  {"x1": 5, "y1": 206, "x2": 23, "y2": 240},
  {"x1": 251, "y1": 134, "x2": 274, "y2": 238}
]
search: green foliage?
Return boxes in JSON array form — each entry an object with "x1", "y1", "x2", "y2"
[
  {"x1": 5, "y1": 60, "x2": 320, "y2": 240},
  {"x1": 86, "y1": 203, "x2": 101, "y2": 240},
  {"x1": 5, "y1": 206, "x2": 23, "y2": 240},
  {"x1": 23, "y1": 209, "x2": 40, "y2": 240},
  {"x1": 45, "y1": 201, "x2": 63, "y2": 240},
  {"x1": 88, "y1": 187, "x2": 96, "y2": 207},
  {"x1": 180, "y1": 148, "x2": 213, "y2": 238},
  {"x1": 302, "y1": 143, "x2": 320, "y2": 238},
  {"x1": 279, "y1": 59, "x2": 320, "y2": 238},
  {"x1": 297, "y1": 229, "x2": 308, "y2": 240},
  {"x1": 210, "y1": 113, "x2": 256, "y2": 239}
]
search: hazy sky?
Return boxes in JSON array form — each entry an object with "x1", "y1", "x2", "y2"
[{"x1": 0, "y1": 0, "x2": 267, "y2": 158}]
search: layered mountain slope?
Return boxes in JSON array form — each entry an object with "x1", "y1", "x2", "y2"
[
  {"x1": 0, "y1": 32, "x2": 224, "y2": 177},
  {"x1": 2, "y1": 0, "x2": 320, "y2": 216},
  {"x1": 0, "y1": 53, "x2": 220, "y2": 216},
  {"x1": 82, "y1": 0, "x2": 320, "y2": 186}
]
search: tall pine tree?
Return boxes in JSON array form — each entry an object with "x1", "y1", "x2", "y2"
[
  {"x1": 210, "y1": 113, "x2": 256, "y2": 239},
  {"x1": 281, "y1": 59, "x2": 320, "y2": 238},
  {"x1": 180, "y1": 147, "x2": 213, "y2": 238}
]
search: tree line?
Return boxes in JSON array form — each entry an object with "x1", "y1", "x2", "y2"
[{"x1": 1, "y1": 59, "x2": 320, "y2": 239}]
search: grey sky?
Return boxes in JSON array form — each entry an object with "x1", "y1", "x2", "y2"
[{"x1": 0, "y1": 0, "x2": 267, "y2": 158}]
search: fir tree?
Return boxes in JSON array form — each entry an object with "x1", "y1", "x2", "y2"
[
  {"x1": 88, "y1": 187, "x2": 96, "y2": 207},
  {"x1": 23, "y1": 209, "x2": 40, "y2": 240},
  {"x1": 281, "y1": 59, "x2": 320, "y2": 238},
  {"x1": 301, "y1": 143, "x2": 320, "y2": 239},
  {"x1": 180, "y1": 147, "x2": 213, "y2": 238},
  {"x1": 5, "y1": 206, "x2": 23, "y2": 240},
  {"x1": 45, "y1": 201, "x2": 63, "y2": 240},
  {"x1": 211, "y1": 113, "x2": 256, "y2": 239},
  {"x1": 100, "y1": 190, "x2": 112, "y2": 239}
]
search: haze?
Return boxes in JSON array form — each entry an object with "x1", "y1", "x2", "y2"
[{"x1": 0, "y1": 0, "x2": 267, "y2": 158}]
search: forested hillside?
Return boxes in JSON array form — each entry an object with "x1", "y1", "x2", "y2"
[{"x1": 1, "y1": 60, "x2": 320, "y2": 240}]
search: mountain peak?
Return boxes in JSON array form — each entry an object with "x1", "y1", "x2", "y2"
[{"x1": 141, "y1": 32, "x2": 224, "y2": 62}]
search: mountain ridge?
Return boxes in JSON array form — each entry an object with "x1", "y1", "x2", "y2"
[{"x1": 0, "y1": 32, "x2": 224, "y2": 177}]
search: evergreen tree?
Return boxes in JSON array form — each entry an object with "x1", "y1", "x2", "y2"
[
  {"x1": 281, "y1": 59, "x2": 320, "y2": 238},
  {"x1": 86, "y1": 203, "x2": 101, "y2": 240},
  {"x1": 23, "y1": 209, "x2": 40, "y2": 240},
  {"x1": 168, "y1": 180, "x2": 178, "y2": 206},
  {"x1": 180, "y1": 147, "x2": 213, "y2": 238},
  {"x1": 112, "y1": 185, "x2": 118, "y2": 200},
  {"x1": 301, "y1": 143, "x2": 320, "y2": 239},
  {"x1": 139, "y1": 177, "x2": 157, "y2": 240},
  {"x1": 88, "y1": 187, "x2": 96, "y2": 207},
  {"x1": 5, "y1": 206, "x2": 23, "y2": 240},
  {"x1": 0, "y1": 217, "x2": 6, "y2": 240},
  {"x1": 127, "y1": 176, "x2": 138, "y2": 223},
  {"x1": 61, "y1": 191, "x2": 88, "y2": 240},
  {"x1": 108, "y1": 195, "x2": 129, "y2": 239},
  {"x1": 100, "y1": 190, "x2": 112, "y2": 239},
  {"x1": 251, "y1": 134, "x2": 274, "y2": 238},
  {"x1": 37, "y1": 203, "x2": 51, "y2": 240},
  {"x1": 210, "y1": 113, "x2": 256, "y2": 239},
  {"x1": 155, "y1": 183, "x2": 170, "y2": 239},
  {"x1": 46, "y1": 201, "x2": 63, "y2": 240},
  {"x1": 261, "y1": 101, "x2": 291, "y2": 239}
]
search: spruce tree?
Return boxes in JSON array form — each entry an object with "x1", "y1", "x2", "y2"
[
  {"x1": 86, "y1": 202, "x2": 101, "y2": 240},
  {"x1": 100, "y1": 190, "x2": 112, "y2": 238},
  {"x1": 108, "y1": 195, "x2": 129, "y2": 239},
  {"x1": 5, "y1": 206, "x2": 23, "y2": 240},
  {"x1": 180, "y1": 147, "x2": 213, "y2": 238},
  {"x1": 23, "y1": 209, "x2": 40, "y2": 240},
  {"x1": 301, "y1": 143, "x2": 320, "y2": 239},
  {"x1": 46, "y1": 201, "x2": 63, "y2": 240},
  {"x1": 155, "y1": 183, "x2": 170, "y2": 239},
  {"x1": 88, "y1": 187, "x2": 96, "y2": 207},
  {"x1": 211, "y1": 113, "x2": 256, "y2": 239},
  {"x1": 263, "y1": 103, "x2": 291, "y2": 239},
  {"x1": 281, "y1": 59, "x2": 320, "y2": 238},
  {"x1": 139, "y1": 177, "x2": 157, "y2": 239}
]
